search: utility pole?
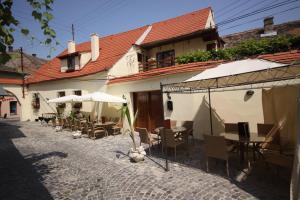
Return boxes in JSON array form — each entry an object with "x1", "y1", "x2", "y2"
[
  {"x1": 20, "y1": 47, "x2": 24, "y2": 72},
  {"x1": 20, "y1": 47, "x2": 25, "y2": 98},
  {"x1": 72, "y1": 24, "x2": 75, "y2": 41}
]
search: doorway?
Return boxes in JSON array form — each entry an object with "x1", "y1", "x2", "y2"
[{"x1": 133, "y1": 90, "x2": 164, "y2": 131}]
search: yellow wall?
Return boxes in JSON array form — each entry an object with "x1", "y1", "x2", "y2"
[{"x1": 146, "y1": 37, "x2": 209, "y2": 60}]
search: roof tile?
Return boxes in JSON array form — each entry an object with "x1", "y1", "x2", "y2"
[{"x1": 141, "y1": 7, "x2": 211, "y2": 45}]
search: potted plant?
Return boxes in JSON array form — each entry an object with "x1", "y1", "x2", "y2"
[{"x1": 121, "y1": 103, "x2": 146, "y2": 162}]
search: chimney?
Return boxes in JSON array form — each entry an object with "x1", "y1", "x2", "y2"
[
  {"x1": 8, "y1": 46, "x2": 13, "y2": 52},
  {"x1": 32, "y1": 53, "x2": 36, "y2": 57},
  {"x1": 264, "y1": 17, "x2": 274, "y2": 34},
  {"x1": 67, "y1": 40, "x2": 76, "y2": 54},
  {"x1": 90, "y1": 33, "x2": 99, "y2": 61}
]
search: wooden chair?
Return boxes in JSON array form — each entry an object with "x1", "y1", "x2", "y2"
[
  {"x1": 75, "y1": 119, "x2": 85, "y2": 133},
  {"x1": 204, "y1": 135, "x2": 230, "y2": 177},
  {"x1": 90, "y1": 122, "x2": 107, "y2": 140},
  {"x1": 111, "y1": 120, "x2": 123, "y2": 136},
  {"x1": 257, "y1": 123, "x2": 274, "y2": 137},
  {"x1": 136, "y1": 127, "x2": 158, "y2": 155},
  {"x1": 67, "y1": 118, "x2": 75, "y2": 131},
  {"x1": 182, "y1": 121, "x2": 194, "y2": 143},
  {"x1": 82, "y1": 122, "x2": 92, "y2": 137},
  {"x1": 259, "y1": 119, "x2": 286, "y2": 152},
  {"x1": 51, "y1": 117, "x2": 57, "y2": 128},
  {"x1": 224, "y1": 123, "x2": 238, "y2": 133},
  {"x1": 62, "y1": 118, "x2": 69, "y2": 130},
  {"x1": 161, "y1": 129, "x2": 184, "y2": 160}
]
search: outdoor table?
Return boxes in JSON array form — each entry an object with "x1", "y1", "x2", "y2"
[
  {"x1": 221, "y1": 132, "x2": 265, "y2": 163},
  {"x1": 154, "y1": 126, "x2": 187, "y2": 143}
]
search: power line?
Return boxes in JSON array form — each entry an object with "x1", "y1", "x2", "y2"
[
  {"x1": 216, "y1": 0, "x2": 250, "y2": 19},
  {"x1": 71, "y1": 0, "x2": 112, "y2": 25},
  {"x1": 217, "y1": 0, "x2": 300, "y2": 26},
  {"x1": 214, "y1": 0, "x2": 240, "y2": 13},
  {"x1": 78, "y1": 0, "x2": 130, "y2": 30},
  {"x1": 225, "y1": 0, "x2": 280, "y2": 20},
  {"x1": 219, "y1": 5, "x2": 300, "y2": 32}
]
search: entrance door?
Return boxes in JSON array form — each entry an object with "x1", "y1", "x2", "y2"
[{"x1": 133, "y1": 91, "x2": 164, "y2": 131}]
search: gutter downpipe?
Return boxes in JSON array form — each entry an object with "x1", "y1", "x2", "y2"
[
  {"x1": 208, "y1": 87, "x2": 213, "y2": 135},
  {"x1": 160, "y1": 82, "x2": 169, "y2": 172}
]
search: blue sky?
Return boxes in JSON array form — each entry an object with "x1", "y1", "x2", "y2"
[{"x1": 12, "y1": 0, "x2": 300, "y2": 59}]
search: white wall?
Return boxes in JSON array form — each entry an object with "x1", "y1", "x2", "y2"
[
  {"x1": 1, "y1": 84, "x2": 26, "y2": 120},
  {"x1": 107, "y1": 72, "x2": 267, "y2": 139},
  {"x1": 205, "y1": 10, "x2": 216, "y2": 28},
  {"x1": 26, "y1": 72, "x2": 108, "y2": 121},
  {"x1": 108, "y1": 46, "x2": 139, "y2": 77}
]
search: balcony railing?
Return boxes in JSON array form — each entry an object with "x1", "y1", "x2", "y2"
[{"x1": 138, "y1": 57, "x2": 175, "y2": 72}]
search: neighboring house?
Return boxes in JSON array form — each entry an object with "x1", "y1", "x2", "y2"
[
  {"x1": 0, "y1": 48, "x2": 46, "y2": 74},
  {"x1": 3, "y1": 7, "x2": 300, "y2": 139},
  {"x1": 222, "y1": 17, "x2": 300, "y2": 48},
  {"x1": 0, "y1": 70, "x2": 24, "y2": 119},
  {"x1": 0, "y1": 49, "x2": 45, "y2": 119}
]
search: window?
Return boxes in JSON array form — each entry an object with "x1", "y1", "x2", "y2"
[
  {"x1": 73, "y1": 90, "x2": 82, "y2": 108},
  {"x1": 67, "y1": 55, "x2": 75, "y2": 70},
  {"x1": 57, "y1": 91, "x2": 66, "y2": 108},
  {"x1": 156, "y1": 50, "x2": 175, "y2": 68},
  {"x1": 10, "y1": 101, "x2": 17, "y2": 115},
  {"x1": 206, "y1": 43, "x2": 216, "y2": 51},
  {"x1": 74, "y1": 90, "x2": 81, "y2": 96},
  {"x1": 32, "y1": 93, "x2": 40, "y2": 109}
]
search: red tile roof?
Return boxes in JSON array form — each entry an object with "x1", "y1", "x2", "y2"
[
  {"x1": 108, "y1": 60, "x2": 222, "y2": 84},
  {"x1": 27, "y1": 26, "x2": 148, "y2": 84},
  {"x1": 0, "y1": 78, "x2": 23, "y2": 85},
  {"x1": 258, "y1": 50, "x2": 300, "y2": 63},
  {"x1": 26, "y1": 7, "x2": 212, "y2": 84},
  {"x1": 108, "y1": 50, "x2": 300, "y2": 85},
  {"x1": 141, "y1": 7, "x2": 211, "y2": 45}
]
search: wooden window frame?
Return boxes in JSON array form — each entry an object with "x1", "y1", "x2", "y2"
[{"x1": 156, "y1": 50, "x2": 175, "y2": 68}]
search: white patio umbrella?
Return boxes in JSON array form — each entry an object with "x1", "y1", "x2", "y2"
[
  {"x1": 47, "y1": 95, "x2": 82, "y2": 103},
  {"x1": 76, "y1": 92, "x2": 126, "y2": 121},
  {"x1": 77, "y1": 92, "x2": 126, "y2": 103}
]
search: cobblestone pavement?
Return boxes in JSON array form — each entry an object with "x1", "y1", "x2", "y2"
[{"x1": 0, "y1": 120, "x2": 290, "y2": 200}]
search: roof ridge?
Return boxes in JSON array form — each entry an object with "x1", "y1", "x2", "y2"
[{"x1": 150, "y1": 7, "x2": 211, "y2": 26}]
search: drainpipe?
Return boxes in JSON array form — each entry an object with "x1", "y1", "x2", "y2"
[
  {"x1": 160, "y1": 82, "x2": 169, "y2": 172},
  {"x1": 20, "y1": 47, "x2": 25, "y2": 98}
]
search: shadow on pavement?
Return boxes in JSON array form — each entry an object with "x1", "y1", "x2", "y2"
[{"x1": 0, "y1": 121, "x2": 67, "y2": 200}]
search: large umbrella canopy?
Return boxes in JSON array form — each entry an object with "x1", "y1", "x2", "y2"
[
  {"x1": 77, "y1": 92, "x2": 126, "y2": 103},
  {"x1": 48, "y1": 95, "x2": 82, "y2": 103},
  {"x1": 163, "y1": 59, "x2": 300, "y2": 92}
]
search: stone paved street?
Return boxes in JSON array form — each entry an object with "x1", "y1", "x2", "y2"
[{"x1": 0, "y1": 120, "x2": 290, "y2": 200}]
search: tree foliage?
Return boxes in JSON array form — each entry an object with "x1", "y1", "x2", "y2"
[
  {"x1": 176, "y1": 36, "x2": 300, "y2": 64},
  {"x1": 0, "y1": 0, "x2": 56, "y2": 64}
]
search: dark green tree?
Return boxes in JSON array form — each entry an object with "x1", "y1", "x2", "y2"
[{"x1": 0, "y1": 0, "x2": 57, "y2": 64}]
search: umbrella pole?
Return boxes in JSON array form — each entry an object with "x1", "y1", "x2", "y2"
[{"x1": 208, "y1": 88, "x2": 213, "y2": 135}]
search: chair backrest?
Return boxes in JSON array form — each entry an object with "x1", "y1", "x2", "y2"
[
  {"x1": 58, "y1": 118, "x2": 63, "y2": 126},
  {"x1": 51, "y1": 118, "x2": 56, "y2": 127},
  {"x1": 237, "y1": 122, "x2": 250, "y2": 140},
  {"x1": 257, "y1": 123, "x2": 274, "y2": 137},
  {"x1": 261, "y1": 119, "x2": 286, "y2": 149},
  {"x1": 182, "y1": 121, "x2": 193, "y2": 131},
  {"x1": 224, "y1": 123, "x2": 238, "y2": 133},
  {"x1": 136, "y1": 127, "x2": 150, "y2": 144},
  {"x1": 203, "y1": 135, "x2": 228, "y2": 160},
  {"x1": 163, "y1": 129, "x2": 177, "y2": 147}
]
